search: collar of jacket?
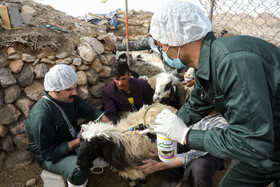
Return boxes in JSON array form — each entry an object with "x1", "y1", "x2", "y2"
[{"x1": 196, "y1": 31, "x2": 216, "y2": 81}]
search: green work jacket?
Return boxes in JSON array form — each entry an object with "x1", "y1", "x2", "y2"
[
  {"x1": 25, "y1": 91, "x2": 103, "y2": 165},
  {"x1": 177, "y1": 32, "x2": 280, "y2": 167}
]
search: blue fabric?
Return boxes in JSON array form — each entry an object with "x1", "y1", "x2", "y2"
[
  {"x1": 162, "y1": 46, "x2": 187, "y2": 69},
  {"x1": 87, "y1": 18, "x2": 121, "y2": 29},
  {"x1": 88, "y1": 18, "x2": 103, "y2": 25},
  {"x1": 107, "y1": 18, "x2": 121, "y2": 29}
]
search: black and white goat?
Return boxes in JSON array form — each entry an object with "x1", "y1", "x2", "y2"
[
  {"x1": 116, "y1": 52, "x2": 164, "y2": 79},
  {"x1": 148, "y1": 72, "x2": 187, "y2": 109},
  {"x1": 76, "y1": 105, "x2": 177, "y2": 187}
]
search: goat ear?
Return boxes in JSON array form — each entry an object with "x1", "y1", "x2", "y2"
[
  {"x1": 172, "y1": 85, "x2": 176, "y2": 94},
  {"x1": 101, "y1": 140, "x2": 127, "y2": 171},
  {"x1": 92, "y1": 136, "x2": 117, "y2": 165},
  {"x1": 100, "y1": 139, "x2": 114, "y2": 164},
  {"x1": 170, "y1": 85, "x2": 178, "y2": 103},
  {"x1": 111, "y1": 143, "x2": 128, "y2": 170},
  {"x1": 76, "y1": 140, "x2": 94, "y2": 170},
  {"x1": 170, "y1": 85, "x2": 176, "y2": 96}
]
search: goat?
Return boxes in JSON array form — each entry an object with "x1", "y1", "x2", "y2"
[
  {"x1": 76, "y1": 105, "x2": 177, "y2": 187},
  {"x1": 148, "y1": 72, "x2": 187, "y2": 109},
  {"x1": 116, "y1": 52, "x2": 164, "y2": 78}
]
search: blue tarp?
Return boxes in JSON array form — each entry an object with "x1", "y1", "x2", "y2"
[
  {"x1": 88, "y1": 18, "x2": 121, "y2": 29},
  {"x1": 88, "y1": 18, "x2": 103, "y2": 25},
  {"x1": 107, "y1": 18, "x2": 121, "y2": 29}
]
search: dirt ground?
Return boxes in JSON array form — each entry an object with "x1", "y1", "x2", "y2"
[{"x1": 0, "y1": 159, "x2": 228, "y2": 187}]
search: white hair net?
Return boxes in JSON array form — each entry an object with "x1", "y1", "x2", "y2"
[
  {"x1": 150, "y1": 0, "x2": 211, "y2": 46},
  {"x1": 44, "y1": 64, "x2": 77, "y2": 92}
]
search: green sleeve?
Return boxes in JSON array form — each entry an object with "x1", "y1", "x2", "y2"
[
  {"x1": 188, "y1": 53, "x2": 274, "y2": 162},
  {"x1": 27, "y1": 112, "x2": 69, "y2": 162},
  {"x1": 76, "y1": 97, "x2": 103, "y2": 122},
  {"x1": 177, "y1": 81, "x2": 215, "y2": 126}
]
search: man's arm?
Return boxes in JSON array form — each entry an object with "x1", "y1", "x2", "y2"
[
  {"x1": 100, "y1": 114, "x2": 111, "y2": 123},
  {"x1": 188, "y1": 53, "x2": 274, "y2": 162},
  {"x1": 139, "y1": 158, "x2": 183, "y2": 174},
  {"x1": 116, "y1": 37, "x2": 152, "y2": 51},
  {"x1": 68, "y1": 138, "x2": 80, "y2": 152},
  {"x1": 102, "y1": 90, "x2": 118, "y2": 124}
]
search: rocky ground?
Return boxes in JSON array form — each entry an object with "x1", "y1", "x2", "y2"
[{"x1": 0, "y1": 159, "x2": 229, "y2": 187}]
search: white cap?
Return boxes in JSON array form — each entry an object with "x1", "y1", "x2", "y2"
[
  {"x1": 44, "y1": 64, "x2": 77, "y2": 92},
  {"x1": 150, "y1": 0, "x2": 211, "y2": 46}
]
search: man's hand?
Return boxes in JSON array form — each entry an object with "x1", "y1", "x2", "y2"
[
  {"x1": 138, "y1": 159, "x2": 166, "y2": 174},
  {"x1": 100, "y1": 114, "x2": 111, "y2": 123},
  {"x1": 181, "y1": 79, "x2": 195, "y2": 87},
  {"x1": 155, "y1": 109, "x2": 190, "y2": 145},
  {"x1": 105, "y1": 36, "x2": 116, "y2": 52},
  {"x1": 139, "y1": 158, "x2": 183, "y2": 174}
]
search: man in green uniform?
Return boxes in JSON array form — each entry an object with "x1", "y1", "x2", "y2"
[
  {"x1": 25, "y1": 64, "x2": 110, "y2": 187},
  {"x1": 148, "y1": 0, "x2": 280, "y2": 186}
]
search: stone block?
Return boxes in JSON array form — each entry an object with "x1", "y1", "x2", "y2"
[
  {"x1": 41, "y1": 170, "x2": 66, "y2": 187},
  {"x1": 7, "y1": 3, "x2": 22, "y2": 28},
  {"x1": 0, "y1": 5, "x2": 11, "y2": 29}
]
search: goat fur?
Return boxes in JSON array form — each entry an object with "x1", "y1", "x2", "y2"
[
  {"x1": 77, "y1": 105, "x2": 177, "y2": 186},
  {"x1": 148, "y1": 72, "x2": 187, "y2": 109}
]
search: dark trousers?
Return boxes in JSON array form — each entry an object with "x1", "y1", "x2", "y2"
[
  {"x1": 164, "y1": 144, "x2": 224, "y2": 187},
  {"x1": 219, "y1": 159, "x2": 280, "y2": 187},
  {"x1": 40, "y1": 154, "x2": 89, "y2": 185}
]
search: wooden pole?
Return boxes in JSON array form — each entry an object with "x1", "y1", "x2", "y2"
[
  {"x1": 125, "y1": 0, "x2": 130, "y2": 66},
  {"x1": 209, "y1": 0, "x2": 215, "y2": 23}
]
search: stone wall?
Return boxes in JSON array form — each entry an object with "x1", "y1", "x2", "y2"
[{"x1": 0, "y1": 36, "x2": 115, "y2": 169}]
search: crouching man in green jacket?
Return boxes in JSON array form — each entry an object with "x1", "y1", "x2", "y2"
[
  {"x1": 25, "y1": 64, "x2": 110, "y2": 187},
  {"x1": 149, "y1": 0, "x2": 280, "y2": 186}
]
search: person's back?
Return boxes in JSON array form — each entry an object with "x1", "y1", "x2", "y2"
[{"x1": 208, "y1": 33, "x2": 280, "y2": 161}]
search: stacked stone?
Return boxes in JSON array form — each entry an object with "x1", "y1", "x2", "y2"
[{"x1": 0, "y1": 36, "x2": 114, "y2": 169}]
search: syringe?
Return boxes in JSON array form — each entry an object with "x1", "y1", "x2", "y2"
[{"x1": 123, "y1": 123, "x2": 147, "y2": 133}]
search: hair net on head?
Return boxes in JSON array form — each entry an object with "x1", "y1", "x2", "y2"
[
  {"x1": 150, "y1": 0, "x2": 211, "y2": 46},
  {"x1": 44, "y1": 64, "x2": 77, "y2": 92}
]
